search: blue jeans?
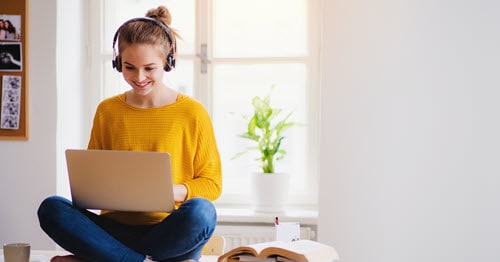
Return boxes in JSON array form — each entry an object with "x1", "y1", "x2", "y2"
[{"x1": 37, "y1": 196, "x2": 216, "y2": 262}]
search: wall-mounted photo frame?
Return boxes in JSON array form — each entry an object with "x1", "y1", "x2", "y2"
[
  {"x1": 0, "y1": 0, "x2": 28, "y2": 140},
  {"x1": 0, "y1": 43, "x2": 22, "y2": 71},
  {"x1": 0, "y1": 14, "x2": 22, "y2": 41}
]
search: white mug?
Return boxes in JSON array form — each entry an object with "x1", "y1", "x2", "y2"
[{"x1": 2, "y1": 243, "x2": 30, "y2": 262}]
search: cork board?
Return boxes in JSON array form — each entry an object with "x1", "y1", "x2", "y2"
[{"x1": 0, "y1": 0, "x2": 28, "y2": 140}]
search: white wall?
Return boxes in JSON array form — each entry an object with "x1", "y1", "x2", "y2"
[
  {"x1": 56, "y1": 0, "x2": 88, "y2": 203},
  {"x1": 0, "y1": 0, "x2": 57, "y2": 248},
  {"x1": 319, "y1": 0, "x2": 500, "y2": 261},
  {"x1": 0, "y1": 0, "x2": 86, "y2": 249}
]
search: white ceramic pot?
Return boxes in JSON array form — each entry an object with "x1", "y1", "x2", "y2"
[{"x1": 251, "y1": 172, "x2": 290, "y2": 213}]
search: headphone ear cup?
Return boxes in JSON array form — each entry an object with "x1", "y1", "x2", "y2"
[
  {"x1": 113, "y1": 56, "x2": 122, "y2": 72},
  {"x1": 164, "y1": 54, "x2": 175, "y2": 72}
]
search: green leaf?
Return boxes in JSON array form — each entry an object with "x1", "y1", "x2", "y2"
[{"x1": 232, "y1": 86, "x2": 301, "y2": 173}]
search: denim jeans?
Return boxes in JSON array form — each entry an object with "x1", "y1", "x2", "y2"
[{"x1": 37, "y1": 196, "x2": 216, "y2": 262}]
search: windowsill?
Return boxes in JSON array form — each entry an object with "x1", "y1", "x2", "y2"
[{"x1": 215, "y1": 207, "x2": 318, "y2": 225}]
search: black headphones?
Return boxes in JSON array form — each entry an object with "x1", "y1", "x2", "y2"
[{"x1": 112, "y1": 17, "x2": 176, "y2": 72}]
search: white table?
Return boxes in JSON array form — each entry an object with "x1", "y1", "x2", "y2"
[{"x1": 1, "y1": 250, "x2": 218, "y2": 262}]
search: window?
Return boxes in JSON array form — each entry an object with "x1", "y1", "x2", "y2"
[{"x1": 87, "y1": 0, "x2": 321, "y2": 209}]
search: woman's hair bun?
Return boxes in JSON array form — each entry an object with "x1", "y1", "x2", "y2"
[{"x1": 146, "y1": 6, "x2": 172, "y2": 26}]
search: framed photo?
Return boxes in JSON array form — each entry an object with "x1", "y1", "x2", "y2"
[
  {"x1": 0, "y1": 43, "x2": 22, "y2": 72},
  {"x1": 0, "y1": 14, "x2": 22, "y2": 41},
  {"x1": 1, "y1": 75, "x2": 22, "y2": 129}
]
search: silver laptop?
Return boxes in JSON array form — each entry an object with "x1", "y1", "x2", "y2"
[{"x1": 65, "y1": 149, "x2": 175, "y2": 212}]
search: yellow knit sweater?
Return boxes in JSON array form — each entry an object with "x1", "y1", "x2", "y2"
[{"x1": 87, "y1": 93, "x2": 222, "y2": 225}]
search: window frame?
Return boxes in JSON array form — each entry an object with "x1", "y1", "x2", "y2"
[{"x1": 85, "y1": 0, "x2": 322, "y2": 210}]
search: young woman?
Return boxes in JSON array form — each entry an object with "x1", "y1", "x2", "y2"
[
  {"x1": 37, "y1": 6, "x2": 222, "y2": 262},
  {"x1": 0, "y1": 20, "x2": 7, "y2": 40},
  {"x1": 4, "y1": 20, "x2": 19, "y2": 40}
]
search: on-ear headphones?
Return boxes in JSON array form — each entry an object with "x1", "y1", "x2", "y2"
[{"x1": 112, "y1": 17, "x2": 176, "y2": 72}]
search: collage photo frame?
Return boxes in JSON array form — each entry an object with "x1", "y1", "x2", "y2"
[{"x1": 0, "y1": 1, "x2": 28, "y2": 140}]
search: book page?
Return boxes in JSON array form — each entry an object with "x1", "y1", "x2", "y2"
[
  {"x1": 218, "y1": 241, "x2": 286, "y2": 262},
  {"x1": 286, "y1": 240, "x2": 339, "y2": 262},
  {"x1": 219, "y1": 240, "x2": 339, "y2": 262},
  {"x1": 259, "y1": 240, "x2": 339, "y2": 262},
  {"x1": 232, "y1": 255, "x2": 278, "y2": 261},
  {"x1": 249, "y1": 241, "x2": 289, "y2": 254}
]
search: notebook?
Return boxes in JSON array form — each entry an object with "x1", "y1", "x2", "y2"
[{"x1": 65, "y1": 149, "x2": 175, "y2": 212}]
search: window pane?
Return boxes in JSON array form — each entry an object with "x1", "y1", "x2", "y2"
[
  {"x1": 166, "y1": 60, "x2": 194, "y2": 95},
  {"x1": 213, "y1": 0, "x2": 308, "y2": 57},
  {"x1": 212, "y1": 64, "x2": 309, "y2": 195}
]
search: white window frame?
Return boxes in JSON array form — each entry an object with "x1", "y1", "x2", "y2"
[{"x1": 85, "y1": 0, "x2": 322, "y2": 211}]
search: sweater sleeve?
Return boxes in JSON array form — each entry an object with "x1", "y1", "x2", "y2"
[
  {"x1": 182, "y1": 104, "x2": 222, "y2": 201},
  {"x1": 87, "y1": 103, "x2": 103, "y2": 150}
]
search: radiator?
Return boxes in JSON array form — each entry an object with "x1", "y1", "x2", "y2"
[{"x1": 214, "y1": 224, "x2": 316, "y2": 252}]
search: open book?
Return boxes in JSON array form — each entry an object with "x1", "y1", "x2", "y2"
[{"x1": 217, "y1": 240, "x2": 339, "y2": 262}]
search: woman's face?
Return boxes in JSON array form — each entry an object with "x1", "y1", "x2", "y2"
[
  {"x1": 120, "y1": 43, "x2": 166, "y2": 96},
  {"x1": 0, "y1": 21, "x2": 4, "y2": 28}
]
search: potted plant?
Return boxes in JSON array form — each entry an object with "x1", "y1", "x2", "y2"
[{"x1": 233, "y1": 88, "x2": 298, "y2": 212}]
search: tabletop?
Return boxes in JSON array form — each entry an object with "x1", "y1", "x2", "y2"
[{"x1": 0, "y1": 250, "x2": 219, "y2": 262}]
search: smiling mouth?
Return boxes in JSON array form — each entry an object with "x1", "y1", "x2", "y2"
[{"x1": 134, "y1": 82, "x2": 150, "y2": 88}]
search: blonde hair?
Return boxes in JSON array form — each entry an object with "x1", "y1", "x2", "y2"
[{"x1": 117, "y1": 6, "x2": 179, "y2": 62}]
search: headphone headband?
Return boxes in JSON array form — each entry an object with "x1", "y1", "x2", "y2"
[{"x1": 112, "y1": 17, "x2": 176, "y2": 72}]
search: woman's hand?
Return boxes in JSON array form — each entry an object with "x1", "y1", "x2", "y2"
[{"x1": 173, "y1": 184, "x2": 188, "y2": 202}]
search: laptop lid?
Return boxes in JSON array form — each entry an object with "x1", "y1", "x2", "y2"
[{"x1": 65, "y1": 149, "x2": 175, "y2": 212}]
